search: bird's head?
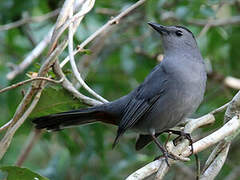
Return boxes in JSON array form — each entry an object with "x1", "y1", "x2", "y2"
[{"x1": 148, "y1": 22, "x2": 198, "y2": 53}]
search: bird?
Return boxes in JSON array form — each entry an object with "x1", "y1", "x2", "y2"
[{"x1": 33, "y1": 22, "x2": 207, "y2": 165}]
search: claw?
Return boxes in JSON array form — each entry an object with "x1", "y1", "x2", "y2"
[{"x1": 164, "y1": 130, "x2": 194, "y2": 156}]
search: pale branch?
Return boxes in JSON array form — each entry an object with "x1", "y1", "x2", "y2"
[
  {"x1": 0, "y1": 41, "x2": 67, "y2": 160},
  {"x1": 224, "y1": 91, "x2": 240, "y2": 123},
  {"x1": 200, "y1": 142, "x2": 230, "y2": 180},
  {"x1": 6, "y1": 28, "x2": 53, "y2": 80},
  {"x1": 160, "y1": 11, "x2": 240, "y2": 27},
  {"x1": 127, "y1": 115, "x2": 240, "y2": 180},
  {"x1": 54, "y1": 0, "x2": 75, "y2": 30},
  {"x1": 224, "y1": 76, "x2": 240, "y2": 90},
  {"x1": 0, "y1": 84, "x2": 44, "y2": 160},
  {"x1": 127, "y1": 90, "x2": 240, "y2": 179},
  {"x1": 186, "y1": 115, "x2": 240, "y2": 155},
  {"x1": 184, "y1": 114, "x2": 215, "y2": 134},
  {"x1": 6, "y1": 2, "x2": 83, "y2": 80},
  {"x1": 197, "y1": 3, "x2": 223, "y2": 38},
  {"x1": 198, "y1": 91, "x2": 240, "y2": 179},
  {"x1": 0, "y1": 9, "x2": 59, "y2": 31},
  {"x1": 48, "y1": 0, "x2": 94, "y2": 54},
  {"x1": 60, "y1": 0, "x2": 147, "y2": 68},
  {"x1": 15, "y1": 129, "x2": 42, "y2": 166},
  {"x1": 198, "y1": 90, "x2": 240, "y2": 179},
  {"x1": 68, "y1": 0, "x2": 108, "y2": 103},
  {"x1": 187, "y1": 16, "x2": 240, "y2": 27},
  {"x1": 0, "y1": 77, "x2": 63, "y2": 94},
  {"x1": 48, "y1": 0, "x2": 75, "y2": 54},
  {"x1": 53, "y1": 60, "x2": 102, "y2": 106},
  {"x1": 210, "y1": 101, "x2": 230, "y2": 114},
  {"x1": 0, "y1": 120, "x2": 13, "y2": 133}
]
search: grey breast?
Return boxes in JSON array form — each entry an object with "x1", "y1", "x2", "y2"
[{"x1": 132, "y1": 56, "x2": 206, "y2": 134}]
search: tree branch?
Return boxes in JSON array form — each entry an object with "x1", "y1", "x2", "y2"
[
  {"x1": 53, "y1": 60, "x2": 102, "y2": 106},
  {"x1": 0, "y1": 77, "x2": 63, "y2": 94},
  {"x1": 0, "y1": 9, "x2": 59, "y2": 31},
  {"x1": 127, "y1": 91, "x2": 240, "y2": 179},
  {"x1": 0, "y1": 40, "x2": 67, "y2": 160},
  {"x1": 60, "y1": 0, "x2": 147, "y2": 68},
  {"x1": 15, "y1": 129, "x2": 42, "y2": 166}
]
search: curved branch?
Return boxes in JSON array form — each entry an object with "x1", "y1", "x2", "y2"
[
  {"x1": 0, "y1": 77, "x2": 63, "y2": 94},
  {"x1": 0, "y1": 9, "x2": 59, "y2": 31},
  {"x1": 60, "y1": 0, "x2": 147, "y2": 68}
]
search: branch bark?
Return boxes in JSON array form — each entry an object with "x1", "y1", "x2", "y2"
[{"x1": 127, "y1": 91, "x2": 240, "y2": 180}]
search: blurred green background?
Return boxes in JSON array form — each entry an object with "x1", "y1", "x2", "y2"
[{"x1": 0, "y1": 0, "x2": 240, "y2": 179}]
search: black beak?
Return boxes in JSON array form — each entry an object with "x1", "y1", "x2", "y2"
[{"x1": 148, "y1": 22, "x2": 169, "y2": 34}]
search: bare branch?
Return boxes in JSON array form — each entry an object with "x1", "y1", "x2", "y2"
[
  {"x1": 127, "y1": 115, "x2": 240, "y2": 179},
  {"x1": 161, "y1": 11, "x2": 240, "y2": 27},
  {"x1": 5, "y1": 2, "x2": 83, "y2": 80},
  {"x1": 187, "y1": 16, "x2": 240, "y2": 27},
  {"x1": 48, "y1": 0, "x2": 94, "y2": 54},
  {"x1": 0, "y1": 41, "x2": 67, "y2": 160},
  {"x1": 15, "y1": 129, "x2": 42, "y2": 166},
  {"x1": 0, "y1": 85, "x2": 44, "y2": 159},
  {"x1": 210, "y1": 102, "x2": 230, "y2": 114},
  {"x1": 60, "y1": 0, "x2": 147, "y2": 68},
  {"x1": 224, "y1": 91, "x2": 240, "y2": 123},
  {"x1": 6, "y1": 28, "x2": 53, "y2": 80},
  {"x1": 0, "y1": 77, "x2": 63, "y2": 94},
  {"x1": 127, "y1": 90, "x2": 240, "y2": 179},
  {"x1": 200, "y1": 142, "x2": 230, "y2": 180},
  {"x1": 68, "y1": 0, "x2": 107, "y2": 103},
  {"x1": 224, "y1": 76, "x2": 240, "y2": 90},
  {"x1": 0, "y1": 120, "x2": 13, "y2": 133},
  {"x1": 0, "y1": 9, "x2": 59, "y2": 31},
  {"x1": 184, "y1": 114, "x2": 215, "y2": 134},
  {"x1": 53, "y1": 60, "x2": 102, "y2": 106}
]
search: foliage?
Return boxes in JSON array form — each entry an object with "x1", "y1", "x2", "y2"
[
  {"x1": 0, "y1": 0, "x2": 239, "y2": 179},
  {"x1": 0, "y1": 166, "x2": 49, "y2": 180}
]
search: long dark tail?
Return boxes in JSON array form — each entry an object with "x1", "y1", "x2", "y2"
[{"x1": 32, "y1": 106, "x2": 117, "y2": 131}]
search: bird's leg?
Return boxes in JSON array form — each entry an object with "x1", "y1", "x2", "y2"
[
  {"x1": 164, "y1": 130, "x2": 194, "y2": 155},
  {"x1": 164, "y1": 131, "x2": 172, "y2": 149},
  {"x1": 151, "y1": 133, "x2": 177, "y2": 166}
]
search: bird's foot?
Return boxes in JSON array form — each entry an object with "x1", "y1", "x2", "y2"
[
  {"x1": 164, "y1": 130, "x2": 194, "y2": 156},
  {"x1": 154, "y1": 151, "x2": 178, "y2": 166}
]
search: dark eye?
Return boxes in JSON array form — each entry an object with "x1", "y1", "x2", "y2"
[{"x1": 175, "y1": 30, "x2": 183, "y2": 37}]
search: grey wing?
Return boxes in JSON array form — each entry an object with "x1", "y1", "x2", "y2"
[{"x1": 112, "y1": 64, "x2": 168, "y2": 147}]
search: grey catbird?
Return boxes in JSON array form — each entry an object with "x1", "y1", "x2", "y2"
[{"x1": 33, "y1": 23, "x2": 207, "y2": 164}]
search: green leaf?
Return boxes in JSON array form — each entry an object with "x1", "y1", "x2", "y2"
[
  {"x1": 81, "y1": 49, "x2": 92, "y2": 55},
  {"x1": 0, "y1": 166, "x2": 49, "y2": 180},
  {"x1": 30, "y1": 85, "x2": 84, "y2": 118}
]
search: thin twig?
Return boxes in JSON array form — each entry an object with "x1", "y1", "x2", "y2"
[
  {"x1": 15, "y1": 129, "x2": 42, "y2": 166},
  {"x1": 0, "y1": 85, "x2": 45, "y2": 159},
  {"x1": 60, "y1": 0, "x2": 147, "y2": 68},
  {"x1": 68, "y1": 0, "x2": 107, "y2": 103},
  {"x1": 0, "y1": 41, "x2": 67, "y2": 160},
  {"x1": 0, "y1": 9, "x2": 59, "y2": 31},
  {"x1": 127, "y1": 91, "x2": 240, "y2": 179},
  {"x1": 0, "y1": 77, "x2": 63, "y2": 94},
  {"x1": 200, "y1": 141, "x2": 230, "y2": 179},
  {"x1": 224, "y1": 76, "x2": 240, "y2": 90},
  {"x1": 53, "y1": 60, "x2": 102, "y2": 106},
  {"x1": 126, "y1": 115, "x2": 240, "y2": 179},
  {"x1": 6, "y1": 28, "x2": 53, "y2": 80},
  {"x1": 187, "y1": 16, "x2": 240, "y2": 27},
  {"x1": 0, "y1": 120, "x2": 13, "y2": 133},
  {"x1": 48, "y1": 0, "x2": 94, "y2": 54},
  {"x1": 210, "y1": 102, "x2": 230, "y2": 114},
  {"x1": 6, "y1": 2, "x2": 84, "y2": 80}
]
